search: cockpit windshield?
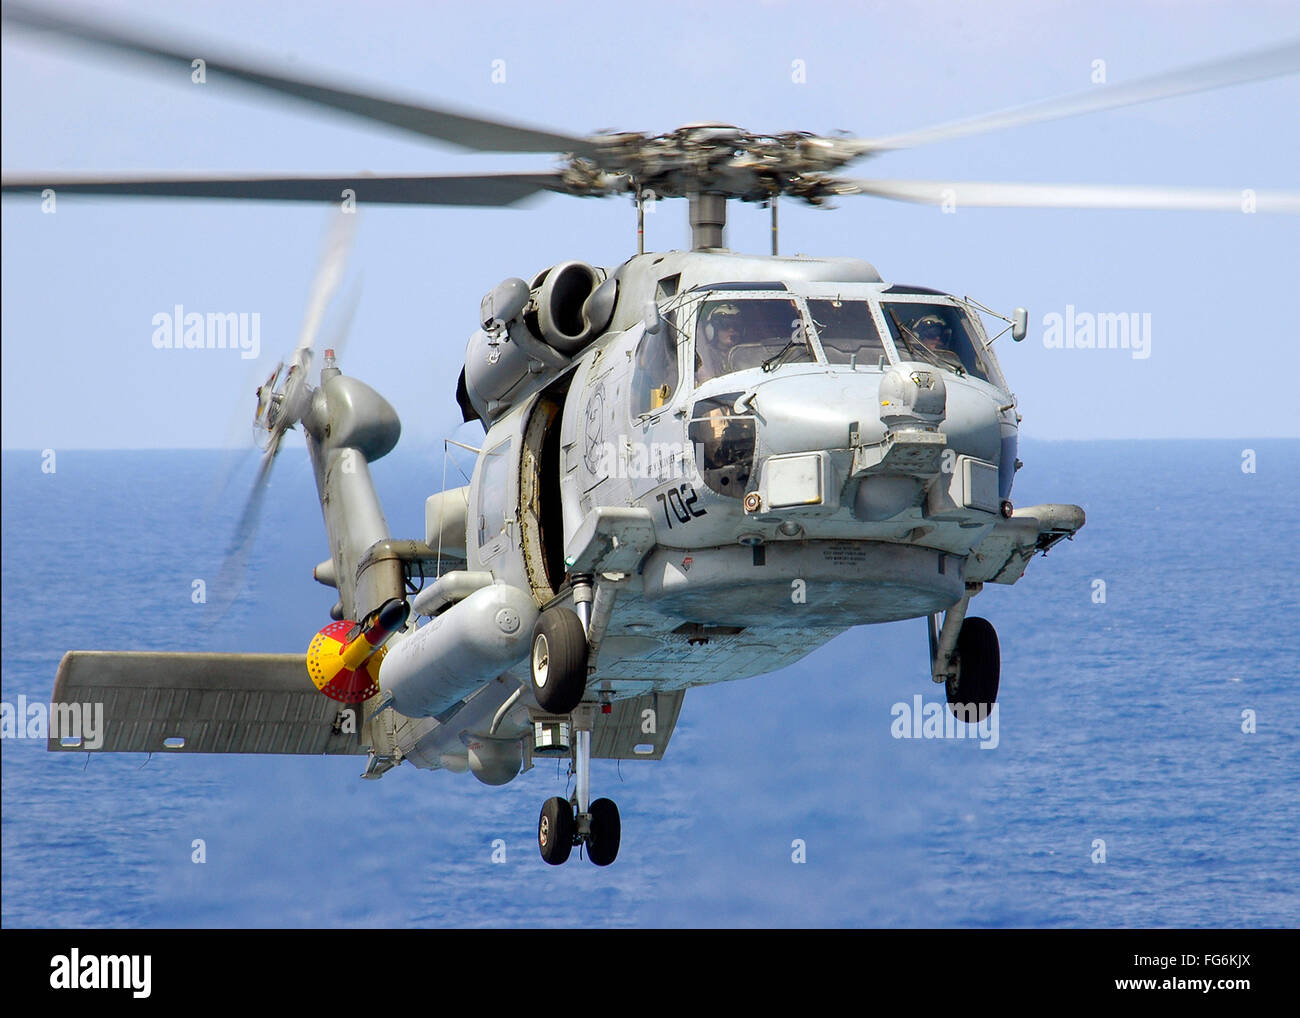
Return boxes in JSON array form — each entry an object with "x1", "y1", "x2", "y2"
[
  {"x1": 807, "y1": 299, "x2": 887, "y2": 367},
  {"x1": 695, "y1": 298, "x2": 809, "y2": 384},
  {"x1": 882, "y1": 302, "x2": 997, "y2": 384}
]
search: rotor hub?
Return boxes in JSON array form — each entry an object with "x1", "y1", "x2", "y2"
[{"x1": 570, "y1": 126, "x2": 863, "y2": 204}]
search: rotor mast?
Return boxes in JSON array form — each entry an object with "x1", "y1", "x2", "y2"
[{"x1": 688, "y1": 192, "x2": 728, "y2": 250}]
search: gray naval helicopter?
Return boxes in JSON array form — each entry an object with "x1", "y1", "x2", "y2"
[{"x1": 9, "y1": 5, "x2": 1298, "y2": 865}]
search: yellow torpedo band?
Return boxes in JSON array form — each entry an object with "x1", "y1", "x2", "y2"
[{"x1": 340, "y1": 631, "x2": 377, "y2": 670}]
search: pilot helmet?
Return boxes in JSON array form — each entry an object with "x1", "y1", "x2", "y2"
[
  {"x1": 705, "y1": 303, "x2": 743, "y2": 342},
  {"x1": 913, "y1": 313, "x2": 949, "y2": 343}
]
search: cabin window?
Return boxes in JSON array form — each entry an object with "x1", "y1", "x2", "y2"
[
  {"x1": 695, "y1": 298, "x2": 808, "y2": 383},
  {"x1": 807, "y1": 299, "x2": 887, "y2": 367},
  {"x1": 477, "y1": 441, "x2": 511, "y2": 546},
  {"x1": 630, "y1": 312, "x2": 680, "y2": 416}
]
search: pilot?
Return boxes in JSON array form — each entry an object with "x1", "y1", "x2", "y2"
[
  {"x1": 912, "y1": 313, "x2": 963, "y2": 371},
  {"x1": 696, "y1": 304, "x2": 745, "y2": 384}
]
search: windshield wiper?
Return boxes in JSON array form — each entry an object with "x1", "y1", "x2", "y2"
[{"x1": 761, "y1": 338, "x2": 808, "y2": 372}]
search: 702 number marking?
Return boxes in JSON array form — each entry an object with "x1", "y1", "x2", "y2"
[{"x1": 656, "y1": 484, "x2": 707, "y2": 529}]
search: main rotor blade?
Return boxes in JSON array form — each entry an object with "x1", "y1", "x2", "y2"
[
  {"x1": 0, "y1": 171, "x2": 565, "y2": 206},
  {"x1": 854, "y1": 40, "x2": 1300, "y2": 153},
  {"x1": 837, "y1": 178, "x2": 1300, "y2": 213},
  {"x1": 2, "y1": 2, "x2": 593, "y2": 155}
]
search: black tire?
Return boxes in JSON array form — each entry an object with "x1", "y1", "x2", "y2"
[
  {"x1": 538, "y1": 796, "x2": 575, "y2": 865},
  {"x1": 946, "y1": 616, "x2": 1000, "y2": 723},
  {"x1": 530, "y1": 607, "x2": 588, "y2": 715},
  {"x1": 586, "y1": 797, "x2": 621, "y2": 867}
]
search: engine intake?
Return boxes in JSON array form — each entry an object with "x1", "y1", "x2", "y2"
[
  {"x1": 530, "y1": 261, "x2": 615, "y2": 354},
  {"x1": 462, "y1": 263, "x2": 615, "y2": 422}
]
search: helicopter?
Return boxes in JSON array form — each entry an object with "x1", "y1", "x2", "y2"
[{"x1": 5, "y1": 4, "x2": 1298, "y2": 868}]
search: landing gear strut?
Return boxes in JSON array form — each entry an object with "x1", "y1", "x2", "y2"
[
  {"x1": 534, "y1": 578, "x2": 622, "y2": 866},
  {"x1": 535, "y1": 705, "x2": 621, "y2": 866},
  {"x1": 929, "y1": 585, "x2": 1000, "y2": 722}
]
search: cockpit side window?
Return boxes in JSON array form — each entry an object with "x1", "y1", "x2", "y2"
[
  {"x1": 630, "y1": 309, "x2": 680, "y2": 416},
  {"x1": 807, "y1": 300, "x2": 886, "y2": 367},
  {"x1": 689, "y1": 393, "x2": 755, "y2": 498},
  {"x1": 882, "y1": 302, "x2": 995, "y2": 383},
  {"x1": 695, "y1": 298, "x2": 808, "y2": 384}
]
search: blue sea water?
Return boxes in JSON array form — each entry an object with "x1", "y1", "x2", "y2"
[{"x1": 2, "y1": 440, "x2": 1297, "y2": 928}]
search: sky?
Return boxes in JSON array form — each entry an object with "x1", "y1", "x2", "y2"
[{"x1": 2, "y1": 0, "x2": 1298, "y2": 449}]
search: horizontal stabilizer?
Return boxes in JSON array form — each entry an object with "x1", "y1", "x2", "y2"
[{"x1": 48, "y1": 651, "x2": 367, "y2": 755}]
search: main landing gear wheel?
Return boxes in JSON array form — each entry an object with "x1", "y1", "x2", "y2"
[
  {"x1": 538, "y1": 796, "x2": 575, "y2": 865},
  {"x1": 530, "y1": 607, "x2": 588, "y2": 715},
  {"x1": 946, "y1": 616, "x2": 1000, "y2": 722},
  {"x1": 586, "y1": 797, "x2": 621, "y2": 867}
]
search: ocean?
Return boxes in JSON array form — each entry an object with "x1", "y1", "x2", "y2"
[{"x1": 2, "y1": 439, "x2": 1297, "y2": 927}]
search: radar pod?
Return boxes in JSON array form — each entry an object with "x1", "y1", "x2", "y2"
[{"x1": 306, "y1": 597, "x2": 410, "y2": 703}]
